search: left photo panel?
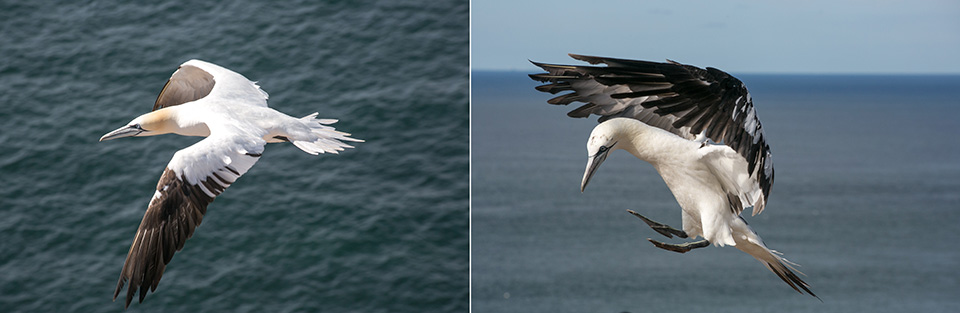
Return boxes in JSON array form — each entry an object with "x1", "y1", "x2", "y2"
[{"x1": 0, "y1": 1, "x2": 469, "y2": 312}]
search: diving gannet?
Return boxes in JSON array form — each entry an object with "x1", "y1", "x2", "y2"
[
  {"x1": 100, "y1": 60, "x2": 362, "y2": 308},
  {"x1": 529, "y1": 54, "x2": 816, "y2": 297}
]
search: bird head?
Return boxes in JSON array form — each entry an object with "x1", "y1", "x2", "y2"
[
  {"x1": 99, "y1": 110, "x2": 173, "y2": 142},
  {"x1": 581, "y1": 122, "x2": 620, "y2": 192}
]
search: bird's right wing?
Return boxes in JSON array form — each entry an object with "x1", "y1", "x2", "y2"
[
  {"x1": 698, "y1": 144, "x2": 766, "y2": 215},
  {"x1": 113, "y1": 131, "x2": 265, "y2": 308}
]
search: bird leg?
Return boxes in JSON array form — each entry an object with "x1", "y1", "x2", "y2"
[
  {"x1": 646, "y1": 239, "x2": 710, "y2": 254},
  {"x1": 626, "y1": 210, "x2": 711, "y2": 253},
  {"x1": 627, "y1": 210, "x2": 687, "y2": 238}
]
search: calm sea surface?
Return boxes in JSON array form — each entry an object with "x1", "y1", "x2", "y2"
[
  {"x1": 0, "y1": 1, "x2": 468, "y2": 312},
  {"x1": 472, "y1": 71, "x2": 960, "y2": 312}
]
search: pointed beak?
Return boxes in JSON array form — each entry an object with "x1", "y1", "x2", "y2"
[
  {"x1": 99, "y1": 125, "x2": 142, "y2": 142},
  {"x1": 581, "y1": 150, "x2": 609, "y2": 192}
]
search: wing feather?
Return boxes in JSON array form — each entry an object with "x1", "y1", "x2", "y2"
[{"x1": 698, "y1": 145, "x2": 766, "y2": 216}]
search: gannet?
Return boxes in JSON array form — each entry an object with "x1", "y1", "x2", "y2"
[
  {"x1": 529, "y1": 54, "x2": 816, "y2": 297},
  {"x1": 100, "y1": 60, "x2": 362, "y2": 308}
]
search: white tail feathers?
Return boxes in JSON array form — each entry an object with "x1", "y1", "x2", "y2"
[{"x1": 291, "y1": 113, "x2": 364, "y2": 155}]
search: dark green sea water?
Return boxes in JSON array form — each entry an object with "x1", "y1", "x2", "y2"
[
  {"x1": 473, "y1": 71, "x2": 960, "y2": 312},
  {"x1": 0, "y1": 1, "x2": 468, "y2": 312}
]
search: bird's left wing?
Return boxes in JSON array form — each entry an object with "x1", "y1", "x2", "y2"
[
  {"x1": 530, "y1": 54, "x2": 773, "y2": 210},
  {"x1": 153, "y1": 64, "x2": 216, "y2": 110},
  {"x1": 113, "y1": 131, "x2": 265, "y2": 308},
  {"x1": 153, "y1": 60, "x2": 269, "y2": 110}
]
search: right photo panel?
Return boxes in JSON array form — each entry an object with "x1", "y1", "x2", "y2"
[{"x1": 471, "y1": 1, "x2": 960, "y2": 312}]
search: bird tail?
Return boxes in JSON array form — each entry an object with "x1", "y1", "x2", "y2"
[
  {"x1": 732, "y1": 219, "x2": 819, "y2": 299},
  {"x1": 290, "y1": 113, "x2": 364, "y2": 155}
]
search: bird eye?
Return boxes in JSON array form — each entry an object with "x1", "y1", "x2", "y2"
[
  {"x1": 131, "y1": 124, "x2": 143, "y2": 130},
  {"x1": 598, "y1": 146, "x2": 608, "y2": 153}
]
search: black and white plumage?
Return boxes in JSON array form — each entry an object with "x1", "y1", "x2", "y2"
[
  {"x1": 531, "y1": 54, "x2": 773, "y2": 215},
  {"x1": 529, "y1": 54, "x2": 814, "y2": 297},
  {"x1": 100, "y1": 60, "x2": 362, "y2": 308}
]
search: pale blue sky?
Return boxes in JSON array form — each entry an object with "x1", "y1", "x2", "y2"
[{"x1": 472, "y1": 0, "x2": 960, "y2": 73}]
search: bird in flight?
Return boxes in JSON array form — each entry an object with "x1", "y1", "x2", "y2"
[
  {"x1": 529, "y1": 54, "x2": 816, "y2": 298},
  {"x1": 100, "y1": 60, "x2": 362, "y2": 308}
]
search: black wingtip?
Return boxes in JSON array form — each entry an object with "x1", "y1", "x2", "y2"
[
  {"x1": 113, "y1": 282, "x2": 122, "y2": 301},
  {"x1": 114, "y1": 276, "x2": 128, "y2": 308},
  {"x1": 766, "y1": 261, "x2": 819, "y2": 300},
  {"x1": 126, "y1": 286, "x2": 135, "y2": 309}
]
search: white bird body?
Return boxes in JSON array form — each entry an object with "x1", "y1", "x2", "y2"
[
  {"x1": 532, "y1": 54, "x2": 815, "y2": 297},
  {"x1": 100, "y1": 59, "x2": 361, "y2": 308},
  {"x1": 592, "y1": 118, "x2": 751, "y2": 247},
  {"x1": 592, "y1": 117, "x2": 794, "y2": 277}
]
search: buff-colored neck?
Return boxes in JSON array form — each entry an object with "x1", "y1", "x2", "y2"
[{"x1": 136, "y1": 107, "x2": 210, "y2": 137}]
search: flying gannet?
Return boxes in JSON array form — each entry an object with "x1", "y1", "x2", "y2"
[
  {"x1": 529, "y1": 54, "x2": 816, "y2": 298},
  {"x1": 100, "y1": 60, "x2": 362, "y2": 308}
]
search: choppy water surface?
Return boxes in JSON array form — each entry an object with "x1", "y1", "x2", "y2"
[
  {"x1": 0, "y1": 1, "x2": 468, "y2": 312},
  {"x1": 473, "y1": 71, "x2": 960, "y2": 312}
]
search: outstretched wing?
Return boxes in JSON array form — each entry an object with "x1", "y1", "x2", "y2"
[
  {"x1": 530, "y1": 54, "x2": 773, "y2": 210},
  {"x1": 113, "y1": 132, "x2": 265, "y2": 308},
  {"x1": 153, "y1": 59, "x2": 269, "y2": 110}
]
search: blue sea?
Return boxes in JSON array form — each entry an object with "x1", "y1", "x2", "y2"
[
  {"x1": 472, "y1": 71, "x2": 960, "y2": 312},
  {"x1": 0, "y1": 1, "x2": 468, "y2": 312}
]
